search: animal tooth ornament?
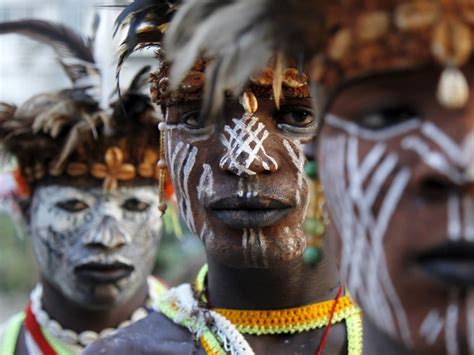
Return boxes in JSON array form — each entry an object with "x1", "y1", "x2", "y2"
[
  {"x1": 0, "y1": 17, "x2": 172, "y2": 355},
  {"x1": 163, "y1": 0, "x2": 474, "y2": 354},
  {"x1": 84, "y1": 1, "x2": 363, "y2": 355}
]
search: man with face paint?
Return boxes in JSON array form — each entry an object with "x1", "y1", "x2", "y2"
[
  {"x1": 0, "y1": 19, "x2": 168, "y2": 354},
  {"x1": 85, "y1": 2, "x2": 363, "y2": 355},
  {"x1": 145, "y1": 0, "x2": 474, "y2": 354}
]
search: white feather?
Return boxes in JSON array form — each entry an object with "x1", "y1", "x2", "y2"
[{"x1": 93, "y1": 10, "x2": 120, "y2": 110}]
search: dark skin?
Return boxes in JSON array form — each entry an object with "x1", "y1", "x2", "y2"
[
  {"x1": 14, "y1": 178, "x2": 160, "y2": 355},
  {"x1": 319, "y1": 63, "x2": 474, "y2": 354},
  {"x1": 85, "y1": 94, "x2": 347, "y2": 354}
]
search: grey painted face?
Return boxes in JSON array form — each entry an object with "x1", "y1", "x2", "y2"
[{"x1": 30, "y1": 185, "x2": 162, "y2": 309}]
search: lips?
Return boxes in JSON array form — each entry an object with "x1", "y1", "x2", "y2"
[
  {"x1": 209, "y1": 196, "x2": 292, "y2": 229},
  {"x1": 415, "y1": 241, "x2": 474, "y2": 287},
  {"x1": 74, "y1": 262, "x2": 134, "y2": 284}
]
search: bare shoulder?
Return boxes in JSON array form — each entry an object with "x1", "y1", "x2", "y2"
[{"x1": 83, "y1": 312, "x2": 200, "y2": 355}]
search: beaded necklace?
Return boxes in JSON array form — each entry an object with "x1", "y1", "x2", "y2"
[
  {"x1": 0, "y1": 277, "x2": 167, "y2": 355},
  {"x1": 158, "y1": 265, "x2": 363, "y2": 355}
]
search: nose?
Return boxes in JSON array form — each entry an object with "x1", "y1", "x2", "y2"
[
  {"x1": 84, "y1": 216, "x2": 131, "y2": 250},
  {"x1": 219, "y1": 114, "x2": 279, "y2": 177}
]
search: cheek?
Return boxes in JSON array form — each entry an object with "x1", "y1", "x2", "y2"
[
  {"x1": 122, "y1": 211, "x2": 162, "y2": 240},
  {"x1": 32, "y1": 206, "x2": 86, "y2": 237}
]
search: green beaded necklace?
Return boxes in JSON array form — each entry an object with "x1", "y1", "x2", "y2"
[{"x1": 303, "y1": 160, "x2": 329, "y2": 266}]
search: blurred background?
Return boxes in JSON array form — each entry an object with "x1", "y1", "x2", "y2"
[{"x1": 0, "y1": 0, "x2": 205, "y2": 322}]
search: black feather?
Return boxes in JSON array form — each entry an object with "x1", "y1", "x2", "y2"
[
  {"x1": 128, "y1": 65, "x2": 152, "y2": 93},
  {"x1": 115, "y1": 0, "x2": 180, "y2": 96},
  {"x1": 0, "y1": 19, "x2": 97, "y2": 85}
]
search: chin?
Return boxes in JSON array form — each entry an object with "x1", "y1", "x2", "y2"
[
  {"x1": 68, "y1": 281, "x2": 133, "y2": 310},
  {"x1": 206, "y1": 225, "x2": 306, "y2": 269}
]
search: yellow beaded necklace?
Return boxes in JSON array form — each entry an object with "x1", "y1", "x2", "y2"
[{"x1": 195, "y1": 265, "x2": 364, "y2": 354}]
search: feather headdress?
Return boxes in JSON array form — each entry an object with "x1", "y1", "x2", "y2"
[
  {"x1": 115, "y1": 0, "x2": 310, "y2": 112},
  {"x1": 0, "y1": 20, "x2": 100, "y2": 98},
  {"x1": 165, "y1": 0, "x2": 474, "y2": 112},
  {"x1": 0, "y1": 19, "x2": 162, "y2": 191}
]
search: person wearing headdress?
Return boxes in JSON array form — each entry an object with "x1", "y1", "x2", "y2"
[
  {"x1": 85, "y1": 1, "x2": 363, "y2": 354},
  {"x1": 0, "y1": 17, "x2": 171, "y2": 354},
  {"x1": 147, "y1": 0, "x2": 474, "y2": 354}
]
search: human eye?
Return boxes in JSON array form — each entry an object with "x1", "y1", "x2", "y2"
[
  {"x1": 55, "y1": 199, "x2": 89, "y2": 213},
  {"x1": 355, "y1": 104, "x2": 419, "y2": 130},
  {"x1": 182, "y1": 110, "x2": 205, "y2": 130},
  {"x1": 275, "y1": 105, "x2": 316, "y2": 135},
  {"x1": 122, "y1": 198, "x2": 151, "y2": 212}
]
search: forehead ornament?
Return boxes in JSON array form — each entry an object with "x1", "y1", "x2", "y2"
[
  {"x1": 164, "y1": 0, "x2": 474, "y2": 113},
  {"x1": 91, "y1": 147, "x2": 136, "y2": 191},
  {"x1": 0, "y1": 20, "x2": 163, "y2": 193},
  {"x1": 240, "y1": 91, "x2": 259, "y2": 114}
]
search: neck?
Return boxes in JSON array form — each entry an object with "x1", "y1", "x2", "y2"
[
  {"x1": 363, "y1": 317, "x2": 417, "y2": 355},
  {"x1": 206, "y1": 244, "x2": 340, "y2": 310},
  {"x1": 39, "y1": 279, "x2": 149, "y2": 333}
]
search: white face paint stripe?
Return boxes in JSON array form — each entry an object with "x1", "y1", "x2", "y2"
[
  {"x1": 200, "y1": 222, "x2": 209, "y2": 243},
  {"x1": 167, "y1": 124, "x2": 216, "y2": 143},
  {"x1": 182, "y1": 146, "x2": 198, "y2": 233},
  {"x1": 448, "y1": 194, "x2": 462, "y2": 241},
  {"x1": 248, "y1": 229, "x2": 258, "y2": 266},
  {"x1": 237, "y1": 179, "x2": 245, "y2": 198},
  {"x1": 197, "y1": 164, "x2": 215, "y2": 201},
  {"x1": 283, "y1": 139, "x2": 305, "y2": 205},
  {"x1": 370, "y1": 168, "x2": 413, "y2": 345},
  {"x1": 325, "y1": 113, "x2": 422, "y2": 141},
  {"x1": 242, "y1": 229, "x2": 249, "y2": 265},
  {"x1": 241, "y1": 229, "x2": 269, "y2": 268},
  {"x1": 364, "y1": 153, "x2": 399, "y2": 209},
  {"x1": 172, "y1": 144, "x2": 199, "y2": 235},
  {"x1": 402, "y1": 136, "x2": 464, "y2": 184},
  {"x1": 169, "y1": 141, "x2": 185, "y2": 182},
  {"x1": 352, "y1": 143, "x2": 387, "y2": 188},
  {"x1": 320, "y1": 136, "x2": 352, "y2": 276},
  {"x1": 468, "y1": 291, "x2": 474, "y2": 354},
  {"x1": 464, "y1": 196, "x2": 474, "y2": 241},
  {"x1": 463, "y1": 132, "x2": 474, "y2": 181},
  {"x1": 445, "y1": 291, "x2": 460, "y2": 355},
  {"x1": 420, "y1": 310, "x2": 444, "y2": 345},
  {"x1": 258, "y1": 230, "x2": 269, "y2": 268},
  {"x1": 421, "y1": 123, "x2": 466, "y2": 167}
]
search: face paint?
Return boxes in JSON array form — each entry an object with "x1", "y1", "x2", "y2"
[
  {"x1": 319, "y1": 66, "x2": 474, "y2": 354},
  {"x1": 220, "y1": 113, "x2": 278, "y2": 176},
  {"x1": 165, "y1": 95, "x2": 314, "y2": 268},
  {"x1": 30, "y1": 185, "x2": 162, "y2": 309}
]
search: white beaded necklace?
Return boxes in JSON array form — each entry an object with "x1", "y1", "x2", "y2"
[{"x1": 29, "y1": 283, "x2": 153, "y2": 348}]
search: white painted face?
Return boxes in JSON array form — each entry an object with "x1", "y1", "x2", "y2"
[
  {"x1": 319, "y1": 67, "x2": 474, "y2": 354},
  {"x1": 30, "y1": 184, "x2": 162, "y2": 309}
]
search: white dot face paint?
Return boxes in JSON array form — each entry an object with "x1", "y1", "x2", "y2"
[
  {"x1": 30, "y1": 184, "x2": 162, "y2": 309},
  {"x1": 165, "y1": 96, "x2": 313, "y2": 268},
  {"x1": 320, "y1": 97, "x2": 474, "y2": 354}
]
